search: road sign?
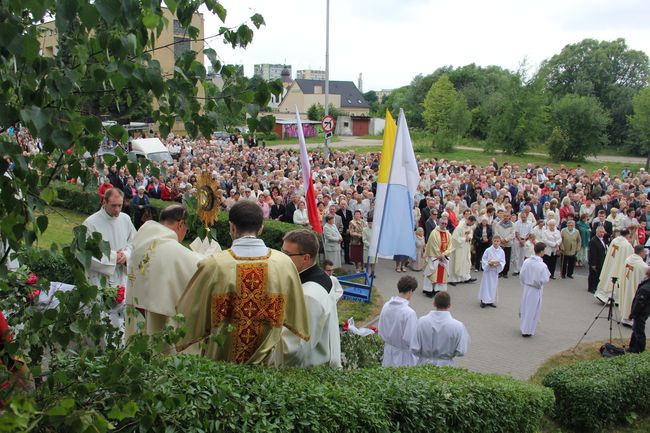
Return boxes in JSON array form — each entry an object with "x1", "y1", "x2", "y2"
[
  {"x1": 325, "y1": 131, "x2": 333, "y2": 139},
  {"x1": 321, "y1": 115, "x2": 335, "y2": 132}
]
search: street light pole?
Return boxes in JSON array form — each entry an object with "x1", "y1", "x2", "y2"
[{"x1": 324, "y1": 0, "x2": 331, "y2": 158}]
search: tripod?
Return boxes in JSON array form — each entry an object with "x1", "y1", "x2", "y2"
[{"x1": 573, "y1": 276, "x2": 625, "y2": 351}]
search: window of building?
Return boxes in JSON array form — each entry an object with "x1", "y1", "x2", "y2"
[
  {"x1": 174, "y1": 37, "x2": 191, "y2": 61},
  {"x1": 173, "y1": 19, "x2": 184, "y2": 35},
  {"x1": 344, "y1": 122, "x2": 349, "y2": 128},
  {"x1": 314, "y1": 85, "x2": 322, "y2": 94}
]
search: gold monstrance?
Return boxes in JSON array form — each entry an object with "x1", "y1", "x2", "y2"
[{"x1": 195, "y1": 172, "x2": 222, "y2": 228}]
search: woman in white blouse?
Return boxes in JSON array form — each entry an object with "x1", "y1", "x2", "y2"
[
  {"x1": 293, "y1": 200, "x2": 309, "y2": 226},
  {"x1": 541, "y1": 219, "x2": 562, "y2": 279}
]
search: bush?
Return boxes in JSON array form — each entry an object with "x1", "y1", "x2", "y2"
[
  {"x1": 433, "y1": 130, "x2": 455, "y2": 152},
  {"x1": 18, "y1": 248, "x2": 74, "y2": 284},
  {"x1": 543, "y1": 352, "x2": 650, "y2": 432},
  {"x1": 53, "y1": 182, "x2": 101, "y2": 215},
  {"x1": 340, "y1": 332, "x2": 383, "y2": 369},
  {"x1": 28, "y1": 353, "x2": 553, "y2": 433}
]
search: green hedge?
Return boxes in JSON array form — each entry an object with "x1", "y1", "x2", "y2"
[
  {"x1": 543, "y1": 352, "x2": 650, "y2": 432},
  {"x1": 38, "y1": 354, "x2": 553, "y2": 433},
  {"x1": 19, "y1": 248, "x2": 74, "y2": 284},
  {"x1": 340, "y1": 333, "x2": 384, "y2": 369},
  {"x1": 53, "y1": 181, "x2": 101, "y2": 215},
  {"x1": 51, "y1": 182, "x2": 297, "y2": 250}
]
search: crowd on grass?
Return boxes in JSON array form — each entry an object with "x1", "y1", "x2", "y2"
[{"x1": 13, "y1": 127, "x2": 650, "y2": 277}]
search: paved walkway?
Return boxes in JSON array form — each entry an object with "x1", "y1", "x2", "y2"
[
  {"x1": 274, "y1": 136, "x2": 646, "y2": 165},
  {"x1": 355, "y1": 258, "x2": 630, "y2": 380}
]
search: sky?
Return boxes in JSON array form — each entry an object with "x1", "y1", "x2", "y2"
[{"x1": 201, "y1": 0, "x2": 650, "y2": 92}]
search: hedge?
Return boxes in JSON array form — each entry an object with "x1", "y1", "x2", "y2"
[
  {"x1": 38, "y1": 354, "x2": 554, "y2": 433},
  {"x1": 19, "y1": 247, "x2": 74, "y2": 284},
  {"x1": 543, "y1": 351, "x2": 650, "y2": 432},
  {"x1": 50, "y1": 181, "x2": 297, "y2": 251}
]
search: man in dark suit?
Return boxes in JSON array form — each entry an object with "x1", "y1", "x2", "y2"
[
  {"x1": 337, "y1": 201, "x2": 353, "y2": 265},
  {"x1": 527, "y1": 196, "x2": 544, "y2": 221},
  {"x1": 424, "y1": 211, "x2": 438, "y2": 242},
  {"x1": 270, "y1": 196, "x2": 286, "y2": 220},
  {"x1": 590, "y1": 210, "x2": 613, "y2": 243},
  {"x1": 284, "y1": 195, "x2": 300, "y2": 223},
  {"x1": 420, "y1": 198, "x2": 436, "y2": 228},
  {"x1": 588, "y1": 226, "x2": 608, "y2": 293}
]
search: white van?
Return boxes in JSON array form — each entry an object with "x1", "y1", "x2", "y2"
[{"x1": 130, "y1": 138, "x2": 173, "y2": 164}]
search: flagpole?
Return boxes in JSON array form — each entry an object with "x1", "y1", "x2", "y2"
[{"x1": 323, "y1": 0, "x2": 331, "y2": 159}]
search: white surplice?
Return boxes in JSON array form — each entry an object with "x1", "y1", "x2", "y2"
[
  {"x1": 519, "y1": 255, "x2": 551, "y2": 335},
  {"x1": 595, "y1": 236, "x2": 633, "y2": 304},
  {"x1": 619, "y1": 253, "x2": 649, "y2": 325},
  {"x1": 274, "y1": 280, "x2": 341, "y2": 368},
  {"x1": 478, "y1": 246, "x2": 506, "y2": 304},
  {"x1": 378, "y1": 296, "x2": 418, "y2": 367},
  {"x1": 448, "y1": 220, "x2": 473, "y2": 282},
  {"x1": 410, "y1": 311, "x2": 469, "y2": 366},
  {"x1": 83, "y1": 209, "x2": 136, "y2": 288}
]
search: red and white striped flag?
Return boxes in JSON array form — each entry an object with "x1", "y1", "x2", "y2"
[{"x1": 296, "y1": 108, "x2": 322, "y2": 234}]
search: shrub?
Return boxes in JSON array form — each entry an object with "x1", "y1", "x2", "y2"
[
  {"x1": 543, "y1": 352, "x2": 650, "y2": 432},
  {"x1": 53, "y1": 182, "x2": 101, "y2": 215},
  {"x1": 340, "y1": 332, "x2": 384, "y2": 369},
  {"x1": 18, "y1": 248, "x2": 74, "y2": 284},
  {"x1": 27, "y1": 353, "x2": 553, "y2": 433}
]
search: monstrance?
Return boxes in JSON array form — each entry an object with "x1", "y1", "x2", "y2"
[{"x1": 195, "y1": 171, "x2": 222, "y2": 228}]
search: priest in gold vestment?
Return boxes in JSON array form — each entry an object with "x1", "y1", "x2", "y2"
[
  {"x1": 422, "y1": 215, "x2": 455, "y2": 297},
  {"x1": 125, "y1": 205, "x2": 221, "y2": 348},
  {"x1": 176, "y1": 201, "x2": 310, "y2": 364}
]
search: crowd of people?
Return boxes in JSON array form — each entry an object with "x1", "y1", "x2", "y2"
[{"x1": 12, "y1": 125, "x2": 650, "y2": 363}]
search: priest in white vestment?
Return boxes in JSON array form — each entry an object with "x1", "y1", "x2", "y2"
[
  {"x1": 478, "y1": 236, "x2": 506, "y2": 308},
  {"x1": 378, "y1": 276, "x2": 418, "y2": 367},
  {"x1": 411, "y1": 292, "x2": 469, "y2": 366},
  {"x1": 519, "y1": 242, "x2": 551, "y2": 337},
  {"x1": 125, "y1": 205, "x2": 221, "y2": 348},
  {"x1": 274, "y1": 229, "x2": 341, "y2": 368},
  {"x1": 83, "y1": 188, "x2": 136, "y2": 288},
  {"x1": 448, "y1": 216, "x2": 477, "y2": 285},
  {"x1": 176, "y1": 202, "x2": 310, "y2": 364},
  {"x1": 619, "y1": 245, "x2": 649, "y2": 326},
  {"x1": 595, "y1": 229, "x2": 634, "y2": 304},
  {"x1": 423, "y1": 216, "x2": 454, "y2": 296}
]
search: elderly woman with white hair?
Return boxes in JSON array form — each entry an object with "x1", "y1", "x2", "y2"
[{"x1": 541, "y1": 219, "x2": 562, "y2": 279}]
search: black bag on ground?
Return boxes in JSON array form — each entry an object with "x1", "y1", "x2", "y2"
[{"x1": 600, "y1": 343, "x2": 625, "y2": 357}]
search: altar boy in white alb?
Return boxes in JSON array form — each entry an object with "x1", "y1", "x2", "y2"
[
  {"x1": 411, "y1": 292, "x2": 469, "y2": 366},
  {"x1": 478, "y1": 236, "x2": 506, "y2": 308},
  {"x1": 83, "y1": 188, "x2": 136, "y2": 288},
  {"x1": 519, "y1": 242, "x2": 551, "y2": 337},
  {"x1": 378, "y1": 276, "x2": 418, "y2": 367}
]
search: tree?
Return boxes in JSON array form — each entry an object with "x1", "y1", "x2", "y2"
[
  {"x1": 547, "y1": 94, "x2": 610, "y2": 161},
  {"x1": 447, "y1": 93, "x2": 472, "y2": 143},
  {"x1": 0, "y1": 1, "x2": 277, "y2": 430},
  {"x1": 537, "y1": 38, "x2": 650, "y2": 147},
  {"x1": 487, "y1": 76, "x2": 547, "y2": 155},
  {"x1": 306, "y1": 103, "x2": 342, "y2": 121},
  {"x1": 422, "y1": 75, "x2": 456, "y2": 134},
  {"x1": 628, "y1": 87, "x2": 650, "y2": 169}
]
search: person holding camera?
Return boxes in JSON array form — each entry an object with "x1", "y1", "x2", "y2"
[{"x1": 629, "y1": 267, "x2": 650, "y2": 353}]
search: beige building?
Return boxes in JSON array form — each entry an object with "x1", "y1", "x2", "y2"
[
  {"x1": 277, "y1": 79, "x2": 369, "y2": 116},
  {"x1": 296, "y1": 69, "x2": 326, "y2": 80},
  {"x1": 38, "y1": 8, "x2": 204, "y2": 134}
]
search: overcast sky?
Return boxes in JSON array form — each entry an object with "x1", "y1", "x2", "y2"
[{"x1": 201, "y1": 0, "x2": 650, "y2": 91}]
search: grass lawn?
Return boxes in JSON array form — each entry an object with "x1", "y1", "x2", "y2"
[
  {"x1": 343, "y1": 143, "x2": 644, "y2": 175},
  {"x1": 337, "y1": 287, "x2": 383, "y2": 327},
  {"x1": 35, "y1": 207, "x2": 87, "y2": 248},
  {"x1": 532, "y1": 339, "x2": 650, "y2": 433}
]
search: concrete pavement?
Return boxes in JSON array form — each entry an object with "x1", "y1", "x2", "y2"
[{"x1": 357, "y1": 258, "x2": 631, "y2": 380}]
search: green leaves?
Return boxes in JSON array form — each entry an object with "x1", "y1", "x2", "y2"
[
  {"x1": 107, "y1": 401, "x2": 138, "y2": 421},
  {"x1": 95, "y1": 0, "x2": 121, "y2": 25},
  {"x1": 250, "y1": 13, "x2": 265, "y2": 29}
]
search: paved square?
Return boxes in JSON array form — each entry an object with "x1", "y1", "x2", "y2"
[{"x1": 365, "y1": 259, "x2": 631, "y2": 379}]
